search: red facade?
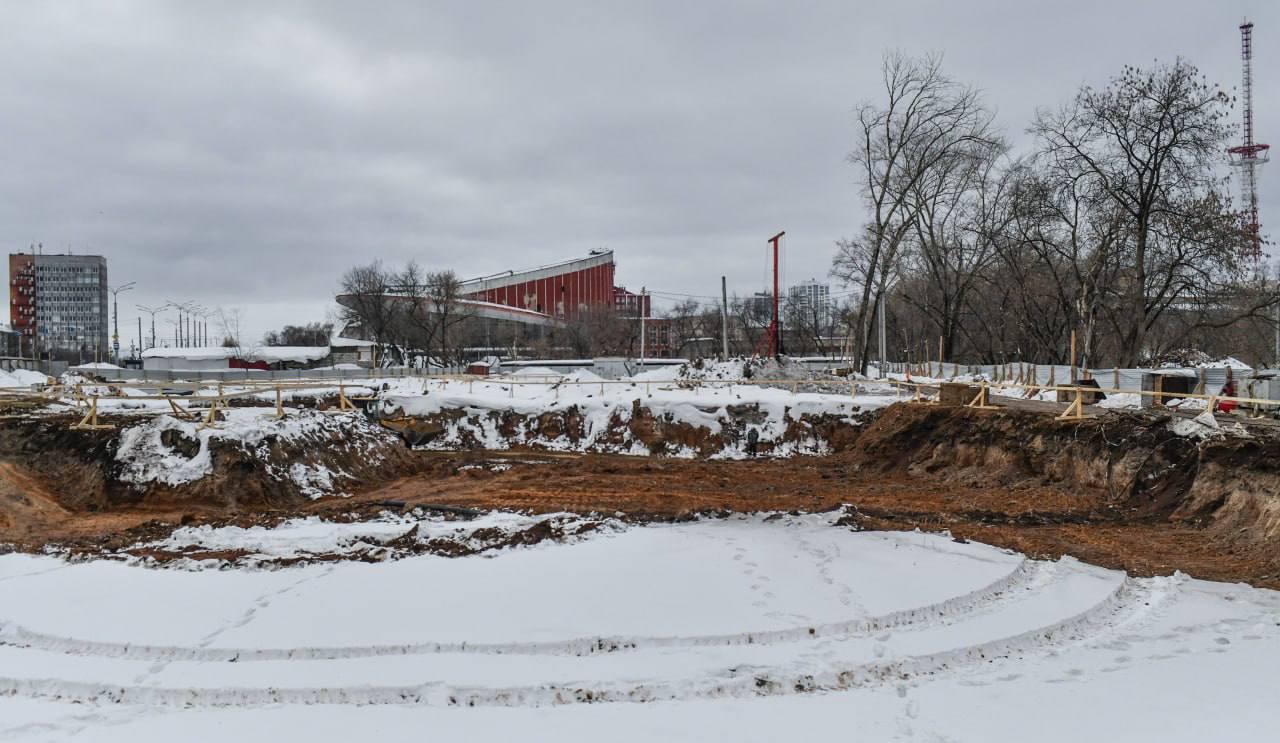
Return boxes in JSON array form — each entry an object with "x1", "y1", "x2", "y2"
[
  {"x1": 8, "y1": 254, "x2": 36, "y2": 339},
  {"x1": 465, "y1": 256, "x2": 617, "y2": 319}
]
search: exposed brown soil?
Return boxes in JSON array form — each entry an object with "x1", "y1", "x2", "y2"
[
  {"x1": 2, "y1": 402, "x2": 1279, "y2": 588},
  {"x1": 384, "y1": 399, "x2": 873, "y2": 457},
  {"x1": 0, "y1": 409, "x2": 426, "y2": 546}
]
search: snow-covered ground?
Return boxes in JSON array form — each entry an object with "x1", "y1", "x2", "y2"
[
  {"x1": 0, "y1": 368, "x2": 52, "y2": 388},
  {"x1": 1, "y1": 513, "x2": 1277, "y2": 741}
]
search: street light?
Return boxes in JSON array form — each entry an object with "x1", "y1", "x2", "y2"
[
  {"x1": 109, "y1": 282, "x2": 135, "y2": 364},
  {"x1": 136, "y1": 304, "x2": 165, "y2": 351},
  {"x1": 165, "y1": 300, "x2": 197, "y2": 347},
  {"x1": 189, "y1": 304, "x2": 210, "y2": 347}
]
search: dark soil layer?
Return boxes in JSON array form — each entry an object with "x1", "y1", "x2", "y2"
[
  {"x1": 384, "y1": 400, "x2": 874, "y2": 457},
  {"x1": 0, "y1": 409, "x2": 425, "y2": 546}
]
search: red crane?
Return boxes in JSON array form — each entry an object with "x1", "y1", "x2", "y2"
[{"x1": 754, "y1": 231, "x2": 785, "y2": 358}]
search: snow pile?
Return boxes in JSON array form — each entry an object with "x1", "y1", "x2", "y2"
[
  {"x1": 382, "y1": 377, "x2": 893, "y2": 457},
  {"x1": 561, "y1": 368, "x2": 606, "y2": 384},
  {"x1": 0, "y1": 368, "x2": 51, "y2": 387},
  {"x1": 1097, "y1": 392, "x2": 1141, "y2": 409},
  {"x1": 1167, "y1": 415, "x2": 1222, "y2": 439},
  {"x1": 503, "y1": 366, "x2": 566, "y2": 379},
  {"x1": 630, "y1": 358, "x2": 857, "y2": 395},
  {"x1": 132, "y1": 510, "x2": 626, "y2": 568},
  {"x1": 113, "y1": 409, "x2": 386, "y2": 496},
  {"x1": 631, "y1": 359, "x2": 747, "y2": 382},
  {"x1": 1196, "y1": 355, "x2": 1252, "y2": 370}
]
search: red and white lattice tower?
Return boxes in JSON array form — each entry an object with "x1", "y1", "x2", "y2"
[{"x1": 1228, "y1": 19, "x2": 1270, "y2": 262}]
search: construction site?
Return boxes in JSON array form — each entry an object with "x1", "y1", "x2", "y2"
[
  {"x1": 0, "y1": 351, "x2": 1275, "y2": 736},
  {"x1": 4, "y1": 5, "x2": 1280, "y2": 742}
]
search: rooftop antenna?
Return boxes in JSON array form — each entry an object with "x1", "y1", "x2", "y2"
[{"x1": 1227, "y1": 18, "x2": 1270, "y2": 263}]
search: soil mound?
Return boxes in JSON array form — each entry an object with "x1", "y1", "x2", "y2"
[
  {"x1": 0, "y1": 410, "x2": 422, "y2": 519},
  {"x1": 847, "y1": 404, "x2": 1280, "y2": 551}
]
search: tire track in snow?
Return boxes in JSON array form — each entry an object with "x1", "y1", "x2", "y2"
[
  {"x1": 0, "y1": 557, "x2": 1049, "y2": 664},
  {"x1": 0, "y1": 573, "x2": 1177, "y2": 708}
]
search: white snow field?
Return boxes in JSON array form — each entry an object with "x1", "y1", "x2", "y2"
[{"x1": 1, "y1": 513, "x2": 1277, "y2": 741}]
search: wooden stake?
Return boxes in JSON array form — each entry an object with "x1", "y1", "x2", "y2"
[
  {"x1": 167, "y1": 397, "x2": 194, "y2": 421},
  {"x1": 1057, "y1": 388, "x2": 1089, "y2": 421},
  {"x1": 1070, "y1": 330, "x2": 1077, "y2": 383},
  {"x1": 71, "y1": 396, "x2": 114, "y2": 430},
  {"x1": 967, "y1": 383, "x2": 999, "y2": 410}
]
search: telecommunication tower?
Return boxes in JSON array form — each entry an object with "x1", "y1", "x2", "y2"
[{"x1": 1227, "y1": 20, "x2": 1270, "y2": 261}]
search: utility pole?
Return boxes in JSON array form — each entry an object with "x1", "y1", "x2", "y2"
[
  {"x1": 109, "y1": 282, "x2": 135, "y2": 365},
  {"x1": 137, "y1": 317, "x2": 142, "y2": 361},
  {"x1": 137, "y1": 305, "x2": 163, "y2": 350},
  {"x1": 721, "y1": 276, "x2": 729, "y2": 360},
  {"x1": 639, "y1": 286, "x2": 647, "y2": 368},
  {"x1": 878, "y1": 290, "x2": 888, "y2": 379},
  {"x1": 770, "y1": 232, "x2": 782, "y2": 358}
]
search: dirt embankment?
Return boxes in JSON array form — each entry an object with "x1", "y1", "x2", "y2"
[
  {"x1": 0, "y1": 411, "x2": 424, "y2": 545},
  {"x1": 391, "y1": 400, "x2": 872, "y2": 457},
  {"x1": 846, "y1": 404, "x2": 1280, "y2": 553}
]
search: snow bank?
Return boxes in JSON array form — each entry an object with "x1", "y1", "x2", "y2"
[
  {"x1": 1097, "y1": 392, "x2": 1141, "y2": 409},
  {"x1": 0, "y1": 368, "x2": 51, "y2": 387},
  {"x1": 504, "y1": 366, "x2": 565, "y2": 379},
  {"x1": 382, "y1": 378, "x2": 894, "y2": 457},
  {"x1": 135, "y1": 510, "x2": 625, "y2": 568},
  {"x1": 113, "y1": 409, "x2": 389, "y2": 497}
]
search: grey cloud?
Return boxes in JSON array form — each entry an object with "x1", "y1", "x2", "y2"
[{"x1": 0, "y1": 1, "x2": 1274, "y2": 342}]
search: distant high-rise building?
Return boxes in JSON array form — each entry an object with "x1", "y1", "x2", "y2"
[
  {"x1": 9, "y1": 252, "x2": 109, "y2": 355},
  {"x1": 787, "y1": 279, "x2": 832, "y2": 328},
  {"x1": 743, "y1": 291, "x2": 774, "y2": 327}
]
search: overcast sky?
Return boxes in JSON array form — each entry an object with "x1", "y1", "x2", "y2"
[{"x1": 1, "y1": 0, "x2": 1276, "y2": 347}]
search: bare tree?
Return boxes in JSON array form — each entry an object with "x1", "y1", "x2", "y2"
[
  {"x1": 394, "y1": 261, "x2": 437, "y2": 366},
  {"x1": 426, "y1": 270, "x2": 473, "y2": 368},
  {"x1": 898, "y1": 134, "x2": 1012, "y2": 358},
  {"x1": 1031, "y1": 60, "x2": 1247, "y2": 365},
  {"x1": 837, "y1": 51, "x2": 1001, "y2": 373},
  {"x1": 337, "y1": 261, "x2": 401, "y2": 364},
  {"x1": 216, "y1": 307, "x2": 245, "y2": 354},
  {"x1": 263, "y1": 322, "x2": 333, "y2": 347}
]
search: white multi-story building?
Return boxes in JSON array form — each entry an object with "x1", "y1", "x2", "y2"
[{"x1": 787, "y1": 279, "x2": 832, "y2": 329}]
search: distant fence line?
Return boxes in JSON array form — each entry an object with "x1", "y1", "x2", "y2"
[
  {"x1": 68, "y1": 367, "x2": 449, "y2": 383},
  {"x1": 53, "y1": 357, "x2": 1280, "y2": 398},
  {"x1": 869, "y1": 361, "x2": 1277, "y2": 398}
]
